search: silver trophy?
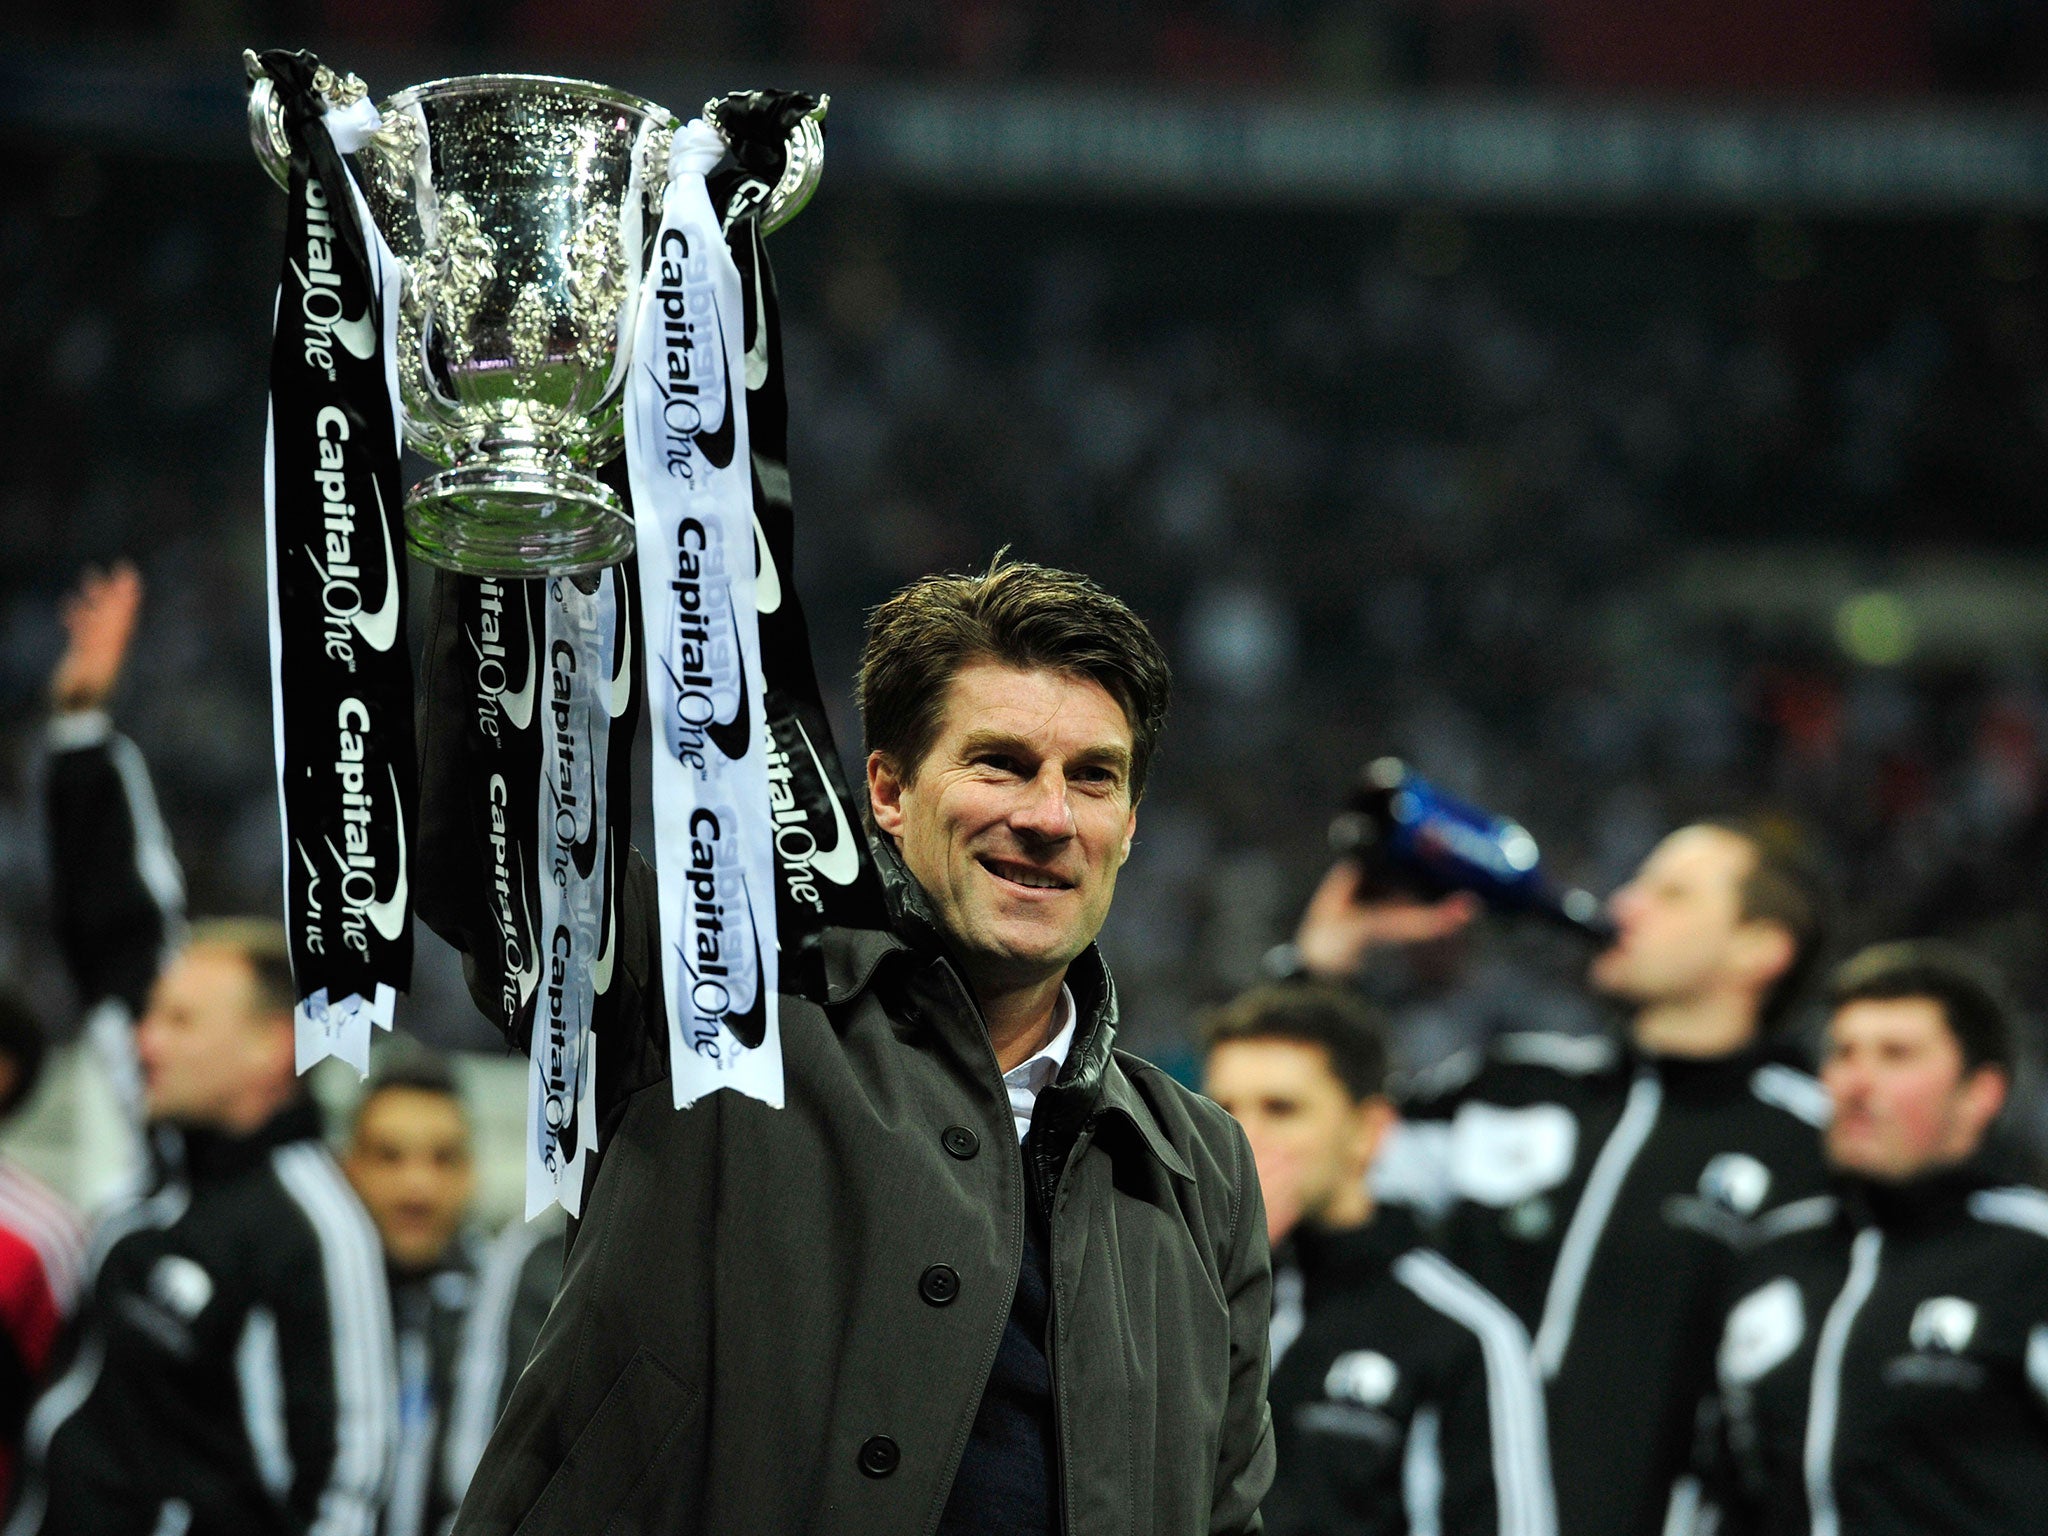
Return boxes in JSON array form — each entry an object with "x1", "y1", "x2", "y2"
[{"x1": 245, "y1": 56, "x2": 823, "y2": 575}]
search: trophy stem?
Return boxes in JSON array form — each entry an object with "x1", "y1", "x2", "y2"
[{"x1": 406, "y1": 459, "x2": 633, "y2": 577}]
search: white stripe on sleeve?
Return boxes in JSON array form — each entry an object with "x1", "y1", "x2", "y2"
[
  {"x1": 273, "y1": 1145, "x2": 397, "y2": 1536},
  {"x1": 441, "y1": 1216, "x2": 557, "y2": 1503},
  {"x1": 1396, "y1": 1248, "x2": 1558, "y2": 1536}
]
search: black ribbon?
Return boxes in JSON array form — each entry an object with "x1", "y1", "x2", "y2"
[
  {"x1": 714, "y1": 104, "x2": 887, "y2": 1004},
  {"x1": 261, "y1": 50, "x2": 416, "y2": 1038}
]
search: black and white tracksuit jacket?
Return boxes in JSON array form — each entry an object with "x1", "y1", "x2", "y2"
[
  {"x1": 1383, "y1": 1032, "x2": 1832, "y2": 1536},
  {"x1": 43, "y1": 710, "x2": 185, "y2": 1171},
  {"x1": 1694, "y1": 1163, "x2": 2048, "y2": 1536},
  {"x1": 10, "y1": 1101, "x2": 396, "y2": 1536},
  {"x1": 1265, "y1": 1207, "x2": 1555, "y2": 1536},
  {"x1": 390, "y1": 1215, "x2": 563, "y2": 1536},
  {"x1": 21, "y1": 713, "x2": 397, "y2": 1535}
]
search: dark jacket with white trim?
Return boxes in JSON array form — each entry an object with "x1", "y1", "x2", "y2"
[
  {"x1": 1265, "y1": 1208, "x2": 1554, "y2": 1536},
  {"x1": 42, "y1": 711, "x2": 186, "y2": 1169},
  {"x1": 1388, "y1": 1034, "x2": 1830, "y2": 1536},
  {"x1": 435, "y1": 1217, "x2": 562, "y2": 1535},
  {"x1": 43, "y1": 711, "x2": 184, "y2": 1032},
  {"x1": 1693, "y1": 1163, "x2": 2048, "y2": 1536},
  {"x1": 425, "y1": 836, "x2": 1276, "y2": 1536},
  {"x1": 13, "y1": 1101, "x2": 397, "y2": 1536}
]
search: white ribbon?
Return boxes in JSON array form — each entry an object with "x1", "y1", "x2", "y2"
[
  {"x1": 523, "y1": 572, "x2": 616, "y2": 1216},
  {"x1": 625, "y1": 121, "x2": 783, "y2": 1110}
]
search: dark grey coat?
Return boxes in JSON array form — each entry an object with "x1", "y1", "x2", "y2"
[{"x1": 445, "y1": 849, "x2": 1275, "y2": 1536}]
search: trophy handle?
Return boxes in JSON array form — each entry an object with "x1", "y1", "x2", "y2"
[
  {"x1": 243, "y1": 49, "x2": 374, "y2": 191},
  {"x1": 709, "y1": 95, "x2": 828, "y2": 236}
]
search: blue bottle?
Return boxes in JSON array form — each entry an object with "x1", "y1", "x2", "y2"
[{"x1": 1329, "y1": 758, "x2": 1614, "y2": 942}]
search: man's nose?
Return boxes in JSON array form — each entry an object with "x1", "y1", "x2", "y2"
[
  {"x1": 1607, "y1": 883, "x2": 1645, "y2": 929},
  {"x1": 1010, "y1": 765, "x2": 1076, "y2": 840}
]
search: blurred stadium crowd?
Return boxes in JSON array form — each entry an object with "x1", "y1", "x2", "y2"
[
  {"x1": 0, "y1": 12, "x2": 2046, "y2": 1531},
  {"x1": 9, "y1": 1, "x2": 2048, "y2": 93},
  {"x1": 5, "y1": 146, "x2": 2048, "y2": 1140}
]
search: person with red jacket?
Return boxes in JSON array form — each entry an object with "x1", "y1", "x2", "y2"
[{"x1": 0, "y1": 995, "x2": 83, "y2": 1510}]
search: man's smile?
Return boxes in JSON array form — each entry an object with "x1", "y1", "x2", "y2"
[{"x1": 977, "y1": 855, "x2": 1076, "y2": 893}]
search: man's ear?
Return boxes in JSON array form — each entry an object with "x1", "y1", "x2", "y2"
[
  {"x1": 868, "y1": 751, "x2": 906, "y2": 838},
  {"x1": 1120, "y1": 805, "x2": 1137, "y2": 865},
  {"x1": 1961, "y1": 1064, "x2": 2010, "y2": 1144},
  {"x1": 1734, "y1": 921, "x2": 1795, "y2": 997}
]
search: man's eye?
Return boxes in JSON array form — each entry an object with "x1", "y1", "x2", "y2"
[{"x1": 978, "y1": 754, "x2": 1024, "y2": 775}]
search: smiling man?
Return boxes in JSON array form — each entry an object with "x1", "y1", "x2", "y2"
[
  {"x1": 1694, "y1": 940, "x2": 2048, "y2": 1535},
  {"x1": 429, "y1": 556, "x2": 1273, "y2": 1536}
]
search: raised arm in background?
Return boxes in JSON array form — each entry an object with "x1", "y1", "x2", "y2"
[{"x1": 42, "y1": 563, "x2": 185, "y2": 1191}]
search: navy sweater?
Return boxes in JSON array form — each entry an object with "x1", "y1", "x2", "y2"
[{"x1": 938, "y1": 1131, "x2": 1060, "y2": 1534}]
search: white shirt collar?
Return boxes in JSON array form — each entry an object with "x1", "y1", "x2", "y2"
[{"x1": 1004, "y1": 984, "x2": 1077, "y2": 1143}]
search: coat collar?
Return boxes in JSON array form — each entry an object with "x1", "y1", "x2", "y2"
[{"x1": 821, "y1": 835, "x2": 1190, "y2": 1182}]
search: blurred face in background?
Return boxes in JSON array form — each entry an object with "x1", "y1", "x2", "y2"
[
  {"x1": 1204, "y1": 1037, "x2": 1390, "y2": 1245},
  {"x1": 136, "y1": 942, "x2": 294, "y2": 1130},
  {"x1": 344, "y1": 1087, "x2": 476, "y2": 1273},
  {"x1": 1590, "y1": 825, "x2": 1788, "y2": 1022},
  {"x1": 1823, "y1": 997, "x2": 2005, "y2": 1181}
]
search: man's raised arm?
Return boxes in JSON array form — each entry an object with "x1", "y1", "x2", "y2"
[{"x1": 43, "y1": 564, "x2": 184, "y2": 1132}]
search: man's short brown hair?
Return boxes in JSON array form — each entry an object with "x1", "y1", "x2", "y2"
[
  {"x1": 1830, "y1": 940, "x2": 2015, "y2": 1076},
  {"x1": 1201, "y1": 984, "x2": 1391, "y2": 1103},
  {"x1": 1698, "y1": 814, "x2": 1830, "y2": 1032},
  {"x1": 184, "y1": 917, "x2": 296, "y2": 1021},
  {"x1": 857, "y1": 553, "x2": 1172, "y2": 799}
]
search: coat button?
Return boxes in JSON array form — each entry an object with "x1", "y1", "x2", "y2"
[
  {"x1": 941, "y1": 1125, "x2": 979, "y2": 1159},
  {"x1": 858, "y1": 1435, "x2": 900, "y2": 1477},
  {"x1": 919, "y1": 1263, "x2": 961, "y2": 1306}
]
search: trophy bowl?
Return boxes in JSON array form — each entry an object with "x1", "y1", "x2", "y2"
[
  {"x1": 251, "y1": 69, "x2": 672, "y2": 574},
  {"x1": 249, "y1": 62, "x2": 825, "y2": 577}
]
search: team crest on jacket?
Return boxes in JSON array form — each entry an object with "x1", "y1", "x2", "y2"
[
  {"x1": 1720, "y1": 1277, "x2": 1804, "y2": 1388},
  {"x1": 1910, "y1": 1297, "x2": 1979, "y2": 1355},
  {"x1": 1449, "y1": 1102, "x2": 1577, "y2": 1207},
  {"x1": 1699, "y1": 1152, "x2": 1773, "y2": 1216},
  {"x1": 148, "y1": 1253, "x2": 215, "y2": 1321},
  {"x1": 1324, "y1": 1349, "x2": 1400, "y2": 1407}
]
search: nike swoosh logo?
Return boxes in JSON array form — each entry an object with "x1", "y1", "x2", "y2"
[
  {"x1": 501, "y1": 588, "x2": 537, "y2": 731},
  {"x1": 793, "y1": 719, "x2": 861, "y2": 887},
  {"x1": 723, "y1": 879, "x2": 768, "y2": 1050},
  {"x1": 754, "y1": 514, "x2": 782, "y2": 616},
  {"x1": 606, "y1": 577, "x2": 633, "y2": 720},
  {"x1": 363, "y1": 764, "x2": 409, "y2": 941},
  {"x1": 692, "y1": 307, "x2": 737, "y2": 471},
  {"x1": 743, "y1": 250, "x2": 769, "y2": 391},
  {"x1": 331, "y1": 308, "x2": 378, "y2": 361},
  {"x1": 591, "y1": 834, "x2": 617, "y2": 996},
  {"x1": 352, "y1": 480, "x2": 400, "y2": 654},
  {"x1": 704, "y1": 602, "x2": 752, "y2": 763}
]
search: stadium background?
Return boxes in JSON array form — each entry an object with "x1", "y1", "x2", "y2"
[{"x1": 3, "y1": 1, "x2": 2047, "y2": 1214}]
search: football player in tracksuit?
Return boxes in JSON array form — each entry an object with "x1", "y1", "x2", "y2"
[
  {"x1": 13, "y1": 564, "x2": 397, "y2": 1536},
  {"x1": 1695, "y1": 940, "x2": 2048, "y2": 1535},
  {"x1": 1290, "y1": 817, "x2": 1835, "y2": 1536},
  {"x1": 340, "y1": 1052, "x2": 564, "y2": 1536},
  {"x1": 30, "y1": 564, "x2": 562, "y2": 1536},
  {"x1": 1202, "y1": 983, "x2": 1555, "y2": 1536}
]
